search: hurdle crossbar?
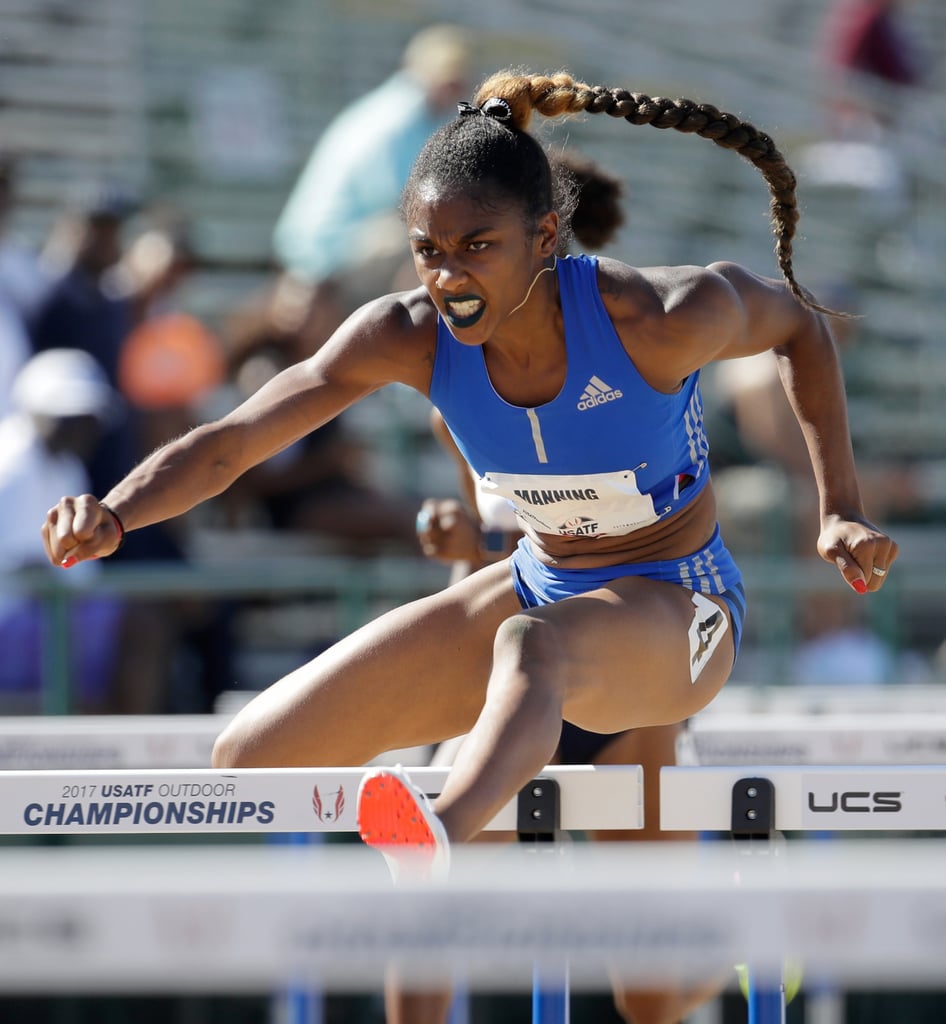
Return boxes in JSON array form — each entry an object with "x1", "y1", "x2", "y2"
[
  {"x1": 0, "y1": 714, "x2": 226, "y2": 770},
  {"x1": 680, "y1": 711, "x2": 946, "y2": 766},
  {"x1": 702, "y1": 683, "x2": 946, "y2": 716},
  {"x1": 1, "y1": 840, "x2": 946, "y2": 993},
  {"x1": 0, "y1": 764, "x2": 643, "y2": 836},
  {"x1": 661, "y1": 765, "x2": 946, "y2": 832}
]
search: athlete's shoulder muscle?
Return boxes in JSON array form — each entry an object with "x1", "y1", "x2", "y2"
[
  {"x1": 595, "y1": 260, "x2": 743, "y2": 387},
  {"x1": 313, "y1": 287, "x2": 439, "y2": 394}
]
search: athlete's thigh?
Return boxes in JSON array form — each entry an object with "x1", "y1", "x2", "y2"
[
  {"x1": 219, "y1": 560, "x2": 521, "y2": 767},
  {"x1": 541, "y1": 577, "x2": 735, "y2": 734}
]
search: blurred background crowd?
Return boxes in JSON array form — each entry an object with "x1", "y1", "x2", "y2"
[
  {"x1": 0, "y1": 2, "x2": 945, "y2": 1022},
  {"x1": 0, "y1": 0, "x2": 944, "y2": 719}
]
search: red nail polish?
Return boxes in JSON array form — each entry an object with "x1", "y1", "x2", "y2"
[
  {"x1": 852, "y1": 579, "x2": 867, "y2": 594},
  {"x1": 61, "y1": 556, "x2": 77, "y2": 569}
]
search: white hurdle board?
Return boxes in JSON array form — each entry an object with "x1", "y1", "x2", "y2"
[
  {"x1": 0, "y1": 764, "x2": 643, "y2": 836},
  {"x1": 703, "y1": 683, "x2": 946, "y2": 716},
  {"x1": 661, "y1": 765, "x2": 946, "y2": 832},
  {"x1": 0, "y1": 711, "x2": 432, "y2": 779},
  {"x1": 2, "y1": 840, "x2": 946, "y2": 993},
  {"x1": 679, "y1": 711, "x2": 946, "y2": 766},
  {"x1": 683, "y1": 683, "x2": 946, "y2": 767},
  {"x1": 0, "y1": 714, "x2": 225, "y2": 770}
]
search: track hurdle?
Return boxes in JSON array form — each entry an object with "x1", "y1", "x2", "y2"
[
  {"x1": 677, "y1": 692, "x2": 946, "y2": 1023},
  {"x1": 0, "y1": 762, "x2": 642, "y2": 1024},
  {"x1": 662, "y1": 764, "x2": 946, "y2": 833},
  {"x1": 661, "y1": 763, "x2": 946, "y2": 1023},
  {"x1": 0, "y1": 764, "x2": 641, "y2": 836},
  {"x1": 0, "y1": 713, "x2": 642, "y2": 1023},
  {"x1": 1, "y1": 839, "x2": 945, "y2": 993},
  {"x1": 0, "y1": 712, "x2": 423, "y2": 1023}
]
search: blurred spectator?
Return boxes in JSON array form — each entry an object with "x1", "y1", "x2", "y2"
[
  {"x1": 114, "y1": 218, "x2": 227, "y2": 459},
  {"x1": 712, "y1": 283, "x2": 922, "y2": 553},
  {"x1": 710, "y1": 285, "x2": 931, "y2": 686},
  {"x1": 821, "y1": 0, "x2": 927, "y2": 139},
  {"x1": 216, "y1": 281, "x2": 422, "y2": 553},
  {"x1": 107, "y1": 214, "x2": 236, "y2": 715},
  {"x1": 791, "y1": 589, "x2": 897, "y2": 686},
  {"x1": 31, "y1": 196, "x2": 236, "y2": 713},
  {"x1": 31, "y1": 182, "x2": 138, "y2": 380},
  {"x1": 115, "y1": 212, "x2": 197, "y2": 324},
  {"x1": 0, "y1": 349, "x2": 125, "y2": 712},
  {"x1": 0, "y1": 283, "x2": 30, "y2": 422},
  {"x1": 0, "y1": 154, "x2": 48, "y2": 322},
  {"x1": 28, "y1": 193, "x2": 216, "y2": 554},
  {"x1": 28, "y1": 183, "x2": 141, "y2": 500},
  {"x1": 272, "y1": 23, "x2": 474, "y2": 356},
  {"x1": 246, "y1": 25, "x2": 474, "y2": 551},
  {"x1": 0, "y1": 155, "x2": 43, "y2": 419},
  {"x1": 802, "y1": 1, "x2": 929, "y2": 216}
]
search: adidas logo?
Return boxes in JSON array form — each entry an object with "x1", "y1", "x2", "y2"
[{"x1": 577, "y1": 375, "x2": 623, "y2": 411}]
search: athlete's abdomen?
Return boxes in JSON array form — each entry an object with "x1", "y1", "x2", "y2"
[{"x1": 522, "y1": 483, "x2": 720, "y2": 569}]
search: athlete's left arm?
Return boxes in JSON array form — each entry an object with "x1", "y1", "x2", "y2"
[
  {"x1": 600, "y1": 258, "x2": 796, "y2": 382},
  {"x1": 705, "y1": 261, "x2": 898, "y2": 591}
]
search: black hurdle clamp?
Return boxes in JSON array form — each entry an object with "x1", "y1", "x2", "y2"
[
  {"x1": 730, "y1": 776, "x2": 776, "y2": 841},
  {"x1": 516, "y1": 776, "x2": 561, "y2": 843}
]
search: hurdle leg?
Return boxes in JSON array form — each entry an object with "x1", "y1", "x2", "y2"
[
  {"x1": 532, "y1": 962, "x2": 570, "y2": 1024},
  {"x1": 518, "y1": 777, "x2": 569, "y2": 1024},
  {"x1": 273, "y1": 988, "x2": 323, "y2": 1024},
  {"x1": 730, "y1": 778, "x2": 787, "y2": 1024},
  {"x1": 744, "y1": 970, "x2": 785, "y2": 1024},
  {"x1": 270, "y1": 830, "x2": 324, "y2": 1024},
  {"x1": 447, "y1": 984, "x2": 470, "y2": 1024}
]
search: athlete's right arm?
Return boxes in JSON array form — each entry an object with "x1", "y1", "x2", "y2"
[{"x1": 42, "y1": 290, "x2": 437, "y2": 568}]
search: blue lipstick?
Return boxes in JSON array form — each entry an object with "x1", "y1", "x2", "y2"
[{"x1": 443, "y1": 294, "x2": 486, "y2": 329}]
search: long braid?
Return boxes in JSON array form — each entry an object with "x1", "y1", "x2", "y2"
[{"x1": 474, "y1": 71, "x2": 847, "y2": 318}]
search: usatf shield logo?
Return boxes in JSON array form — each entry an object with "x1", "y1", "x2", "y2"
[
  {"x1": 312, "y1": 785, "x2": 345, "y2": 822},
  {"x1": 559, "y1": 516, "x2": 598, "y2": 536}
]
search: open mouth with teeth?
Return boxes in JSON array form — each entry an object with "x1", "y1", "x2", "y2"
[{"x1": 443, "y1": 295, "x2": 486, "y2": 329}]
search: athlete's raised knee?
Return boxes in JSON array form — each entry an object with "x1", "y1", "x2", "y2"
[
  {"x1": 211, "y1": 718, "x2": 266, "y2": 769},
  {"x1": 492, "y1": 612, "x2": 567, "y2": 676},
  {"x1": 210, "y1": 725, "x2": 241, "y2": 769}
]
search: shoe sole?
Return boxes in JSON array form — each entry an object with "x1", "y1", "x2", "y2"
[{"x1": 358, "y1": 769, "x2": 439, "y2": 848}]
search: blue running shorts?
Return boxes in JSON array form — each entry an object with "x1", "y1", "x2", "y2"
[{"x1": 509, "y1": 523, "x2": 746, "y2": 657}]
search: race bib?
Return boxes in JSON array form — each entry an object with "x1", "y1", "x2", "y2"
[{"x1": 479, "y1": 468, "x2": 658, "y2": 537}]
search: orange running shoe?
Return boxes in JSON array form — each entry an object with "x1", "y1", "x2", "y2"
[{"x1": 357, "y1": 765, "x2": 450, "y2": 883}]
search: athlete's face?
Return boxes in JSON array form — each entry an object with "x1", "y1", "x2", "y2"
[{"x1": 406, "y1": 181, "x2": 558, "y2": 345}]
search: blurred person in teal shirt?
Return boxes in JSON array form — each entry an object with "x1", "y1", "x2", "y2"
[{"x1": 272, "y1": 25, "x2": 473, "y2": 356}]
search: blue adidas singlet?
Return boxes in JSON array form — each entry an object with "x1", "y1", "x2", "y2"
[{"x1": 429, "y1": 253, "x2": 711, "y2": 539}]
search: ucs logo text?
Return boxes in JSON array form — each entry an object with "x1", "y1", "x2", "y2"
[{"x1": 807, "y1": 790, "x2": 902, "y2": 813}]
